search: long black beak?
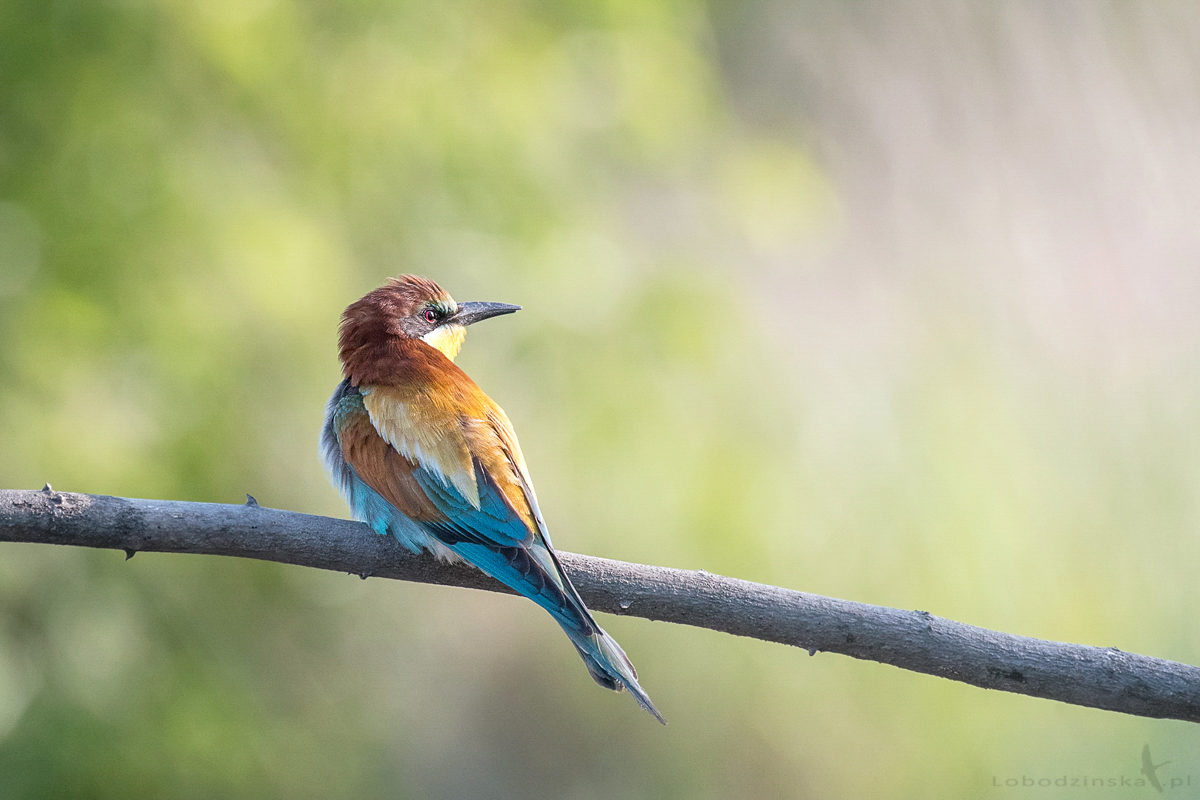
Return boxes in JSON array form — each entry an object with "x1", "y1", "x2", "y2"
[{"x1": 452, "y1": 301, "x2": 521, "y2": 327}]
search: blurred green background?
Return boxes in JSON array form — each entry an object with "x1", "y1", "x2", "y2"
[{"x1": 3, "y1": 1, "x2": 1200, "y2": 797}]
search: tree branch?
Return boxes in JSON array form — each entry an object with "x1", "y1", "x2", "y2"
[{"x1": 2, "y1": 487, "x2": 1197, "y2": 723}]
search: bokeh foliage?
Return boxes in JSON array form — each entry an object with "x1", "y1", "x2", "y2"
[{"x1": 3, "y1": 1, "x2": 1200, "y2": 797}]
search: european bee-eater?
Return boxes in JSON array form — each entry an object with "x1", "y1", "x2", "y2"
[{"x1": 321, "y1": 275, "x2": 663, "y2": 723}]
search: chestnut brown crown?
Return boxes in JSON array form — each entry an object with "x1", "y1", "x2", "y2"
[{"x1": 337, "y1": 274, "x2": 519, "y2": 385}]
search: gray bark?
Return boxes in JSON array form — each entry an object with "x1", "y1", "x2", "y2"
[{"x1": 2, "y1": 487, "x2": 1197, "y2": 723}]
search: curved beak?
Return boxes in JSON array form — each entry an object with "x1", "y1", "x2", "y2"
[{"x1": 452, "y1": 301, "x2": 521, "y2": 327}]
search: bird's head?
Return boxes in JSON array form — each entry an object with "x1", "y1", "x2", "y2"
[{"x1": 339, "y1": 275, "x2": 520, "y2": 374}]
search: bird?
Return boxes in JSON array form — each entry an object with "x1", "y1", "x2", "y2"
[
  {"x1": 321, "y1": 274, "x2": 664, "y2": 723},
  {"x1": 1140, "y1": 744, "x2": 1170, "y2": 793}
]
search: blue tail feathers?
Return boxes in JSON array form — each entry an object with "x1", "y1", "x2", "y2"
[
  {"x1": 573, "y1": 626, "x2": 666, "y2": 725},
  {"x1": 447, "y1": 539, "x2": 665, "y2": 723}
]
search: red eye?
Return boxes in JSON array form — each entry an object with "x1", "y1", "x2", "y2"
[{"x1": 423, "y1": 309, "x2": 438, "y2": 323}]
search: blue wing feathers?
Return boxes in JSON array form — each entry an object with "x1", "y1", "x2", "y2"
[
  {"x1": 321, "y1": 380, "x2": 359, "y2": 500},
  {"x1": 412, "y1": 460, "x2": 531, "y2": 548},
  {"x1": 413, "y1": 461, "x2": 595, "y2": 635},
  {"x1": 411, "y1": 465, "x2": 665, "y2": 721},
  {"x1": 450, "y1": 542, "x2": 593, "y2": 635}
]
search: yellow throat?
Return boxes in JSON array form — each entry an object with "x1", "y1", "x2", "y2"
[{"x1": 421, "y1": 324, "x2": 467, "y2": 361}]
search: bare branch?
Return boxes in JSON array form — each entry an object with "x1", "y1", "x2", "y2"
[{"x1": 2, "y1": 488, "x2": 1198, "y2": 723}]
